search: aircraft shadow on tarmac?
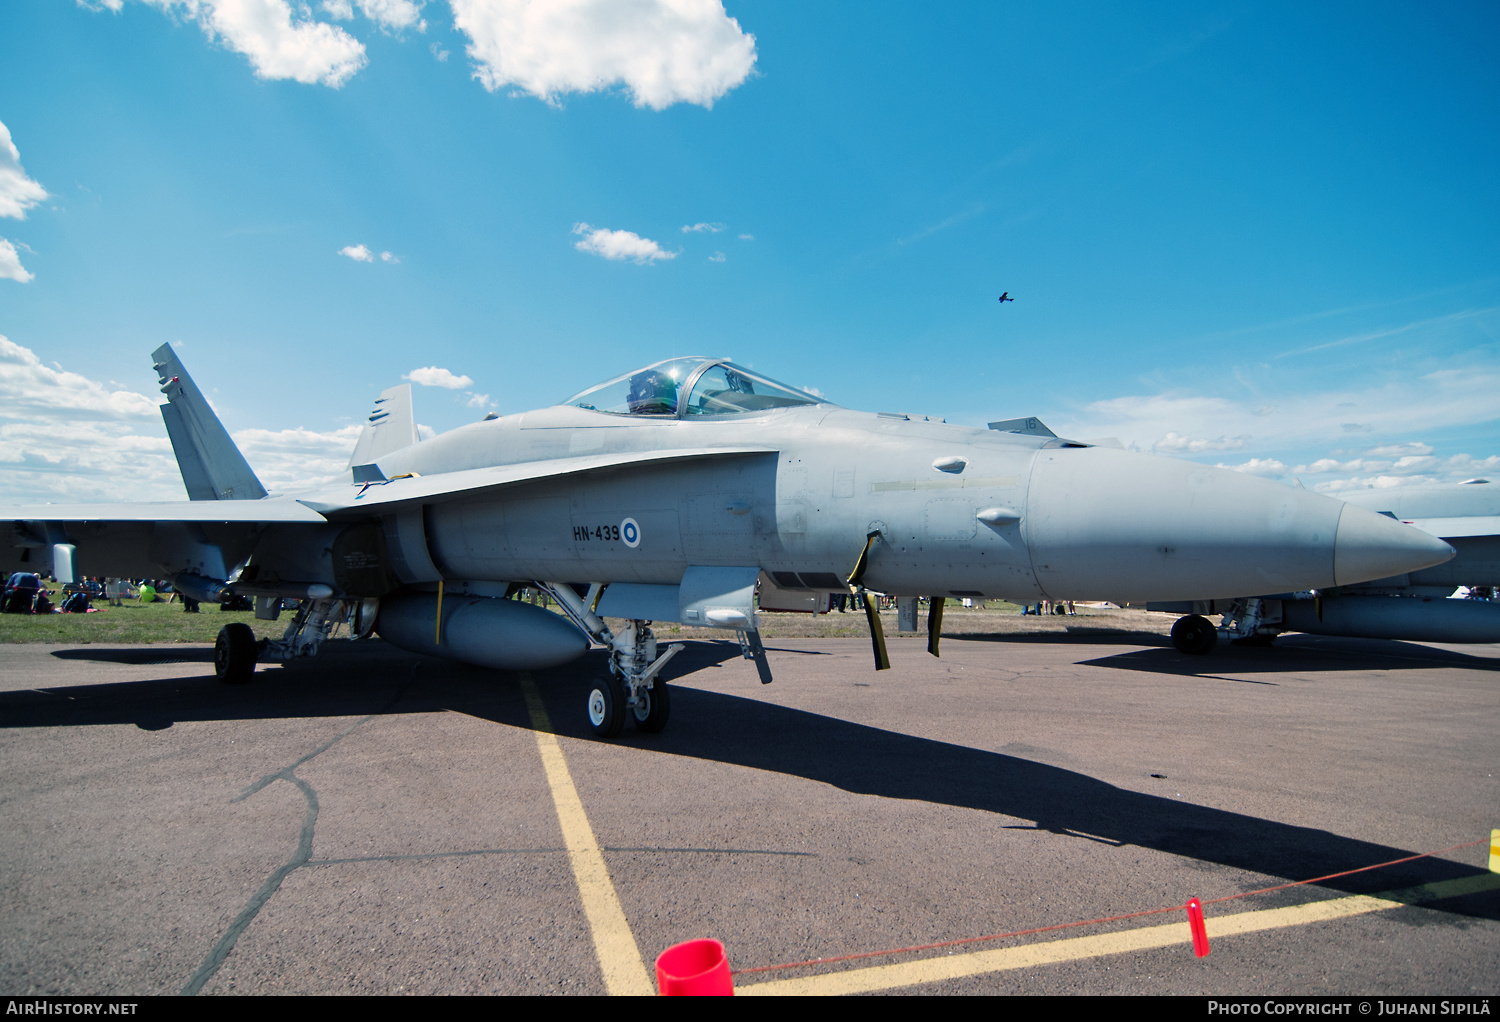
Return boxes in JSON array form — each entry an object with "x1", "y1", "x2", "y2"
[
  {"x1": 1079, "y1": 634, "x2": 1500, "y2": 677},
  {"x1": 51, "y1": 647, "x2": 216, "y2": 665},
  {"x1": 9, "y1": 640, "x2": 1496, "y2": 923},
  {"x1": 949, "y1": 629, "x2": 1175, "y2": 647}
]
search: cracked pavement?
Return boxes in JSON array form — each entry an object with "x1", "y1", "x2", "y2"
[{"x1": 0, "y1": 632, "x2": 1497, "y2": 995}]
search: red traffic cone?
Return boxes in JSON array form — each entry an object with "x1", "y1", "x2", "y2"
[{"x1": 656, "y1": 939, "x2": 734, "y2": 996}]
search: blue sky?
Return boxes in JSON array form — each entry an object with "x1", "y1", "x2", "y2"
[{"x1": 2, "y1": 0, "x2": 1498, "y2": 501}]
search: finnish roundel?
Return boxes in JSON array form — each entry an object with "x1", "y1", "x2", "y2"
[{"x1": 621, "y1": 517, "x2": 641, "y2": 548}]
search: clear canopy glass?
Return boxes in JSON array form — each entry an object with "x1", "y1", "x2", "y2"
[{"x1": 562, "y1": 358, "x2": 829, "y2": 417}]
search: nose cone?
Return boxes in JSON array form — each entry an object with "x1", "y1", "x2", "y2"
[
  {"x1": 1333, "y1": 504, "x2": 1454, "y2": 586},
  {"x1": 1022, "y1": 446, "x2": 1449, "y2": 602}
]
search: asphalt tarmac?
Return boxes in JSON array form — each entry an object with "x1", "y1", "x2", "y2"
[{"x1": 1, "y1": 628, "x2": 1497, "y2": 996}]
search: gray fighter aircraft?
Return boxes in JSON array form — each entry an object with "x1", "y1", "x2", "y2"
[
  {"x1": 1152, "y1": 480, "x2": 1500, "y2": 652},
  {"x1": 1, "y1": 349, "x2": 1456, "y2": 735}
]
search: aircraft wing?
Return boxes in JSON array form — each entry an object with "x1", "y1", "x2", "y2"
[
  {"x1": 0, "y1": 499, "x2": 328, "y2": 524},
  {"x1": 1403, "y1": 516, "x2": 1500, "y2": 539},
  {"x1": 306, "y1": 446, "x2": 779, "y2": 516}
]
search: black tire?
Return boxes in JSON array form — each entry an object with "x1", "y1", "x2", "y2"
[
  {"x1": 215, "y1": 622, "x2": 258, "y2": 683},
  {"x1": 587, "y1": 675, "x2": 627, "y2": 738},
  {"x1": 1170, "y1": 614, "x2": 1218, "y2": 656},
  {"x1": 632, "y1": 678, "x2": 671, "y2": 733}
]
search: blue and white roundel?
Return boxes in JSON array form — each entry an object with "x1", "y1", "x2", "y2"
[{"x1": 621, "y1": 517, "x2": 641, "y2": 549}]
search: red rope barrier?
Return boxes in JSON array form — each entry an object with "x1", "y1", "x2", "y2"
[{"x1": 731, "y1": 836, "x2": 1489, "y2": 976}]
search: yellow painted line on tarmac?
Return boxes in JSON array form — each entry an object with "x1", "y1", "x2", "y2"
[
  {"x1": 738, "y1": 871, "x2": 1500, "y2": 996},
  {"x1": 1489, "y1": 829, "x2": 1499, "y2": 874},
  {"x1": 520, "y1": 674, "x2": 654, "y2": 997}
]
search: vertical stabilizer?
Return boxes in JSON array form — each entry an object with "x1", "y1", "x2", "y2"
[
  {"x1": 348, "y1": 384, "x2": 419, "y2": 471},
  {"x1": 151, "y1": 344, "x2": 267, "y2": 501}
]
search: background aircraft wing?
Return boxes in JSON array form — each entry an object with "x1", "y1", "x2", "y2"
[{"x1": 1402, "y1": 516, "x2": 1500, "y2": 539}]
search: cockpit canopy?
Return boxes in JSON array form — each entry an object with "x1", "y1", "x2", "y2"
[{"x1": 561, "y1": 358, "x2": 831, "y2": 418}]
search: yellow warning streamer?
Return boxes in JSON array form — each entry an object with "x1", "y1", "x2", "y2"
[{"x1": 927, "y1": 597, "x2": 944, "y2": 657}]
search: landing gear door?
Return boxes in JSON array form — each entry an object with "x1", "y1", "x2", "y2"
[{"x1": 679, "y1": 566, "x2": 760, "y2": 630}]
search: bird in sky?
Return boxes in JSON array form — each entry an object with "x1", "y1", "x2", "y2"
[{"x1": 998, "y1": 292, "x2": 1013, "y2": 302}]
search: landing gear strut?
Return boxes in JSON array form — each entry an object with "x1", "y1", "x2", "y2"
[
  {"x1": 631, "y1": 675, "x2": 671, "y2": 733},
  {"x1": 599, "y1": 619, "x2": 681, "y2": 736}
]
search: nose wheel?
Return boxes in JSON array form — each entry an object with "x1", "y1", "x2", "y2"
[{"x1": 588, "y1": 676, "x2": 627, "y2": 737}]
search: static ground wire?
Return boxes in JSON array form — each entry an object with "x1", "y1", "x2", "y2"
[{"x1": 731, "y1": 835, "x2": 1493, "y2": 976}]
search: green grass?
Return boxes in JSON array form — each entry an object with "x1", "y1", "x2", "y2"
[
  {"x1": 0, "y1": 595, "x2": 1167, "y2": 645},
  {"x1": 0, "y1": 599, "x2": 292, "y2": 644}
]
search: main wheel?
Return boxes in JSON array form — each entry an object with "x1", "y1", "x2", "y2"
[
  {"x1": 587, "y1": 675, "x2": 627, "y2": 738},
  {"x1": 215, "y1": 622, "x2": 258, "y2": 683},
  {"x1": 1170, "y1": 614, "x2": 1218, "y2": 656},
  {"x1": 632, "y1": 678, "x2": 671, "y2": 733}
]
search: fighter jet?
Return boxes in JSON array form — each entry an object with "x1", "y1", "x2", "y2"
[
  {"x1": 1152, "y1": 480, "x2": 1500, "y2": 652},
  {"x1": 1, "y1": 349, "x2": 1455, "y2": 735}
]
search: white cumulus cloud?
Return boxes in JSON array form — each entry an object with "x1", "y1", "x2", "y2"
[
  {"x1": 0, "y1": 119, "x2": 48, "y2": 221},
  {"x1": 1153, "y1": 431, "x2": 1252, "y2": 454},
  {"x1": 0, "y1": 337, "x2": 159, "y2": 422},
  {"x1": 233, "y1": 423, "x2": 362, "y2": 492},
  {"x1": 1217, "y1": 458, "x2": 1288, "y2": 476},
  {"x1": 0, "y1": 336, "x2": 177, "y2": 501},
  {"x1": 355, "y1": 0, "x2": 425, "y2": 33},
  {"x1": 682, "y1": 222, "x2": 724, "y2": 233},
  {"x1": 126, "y1": 0, "x2": 368, "y2": 87},
  {"x1": 0, "y1": 337, "x2": 366, "y2": 502},
  {"x1": 339, "y1": 244, "x2": 398, "y2": 263},
  {"x1": 0, "y1": 239, "x2": 33, "y2": 283},
  {"x1": 404, "y1": 366, "x2": 473, "y2": 389},
  {"x1": 572, "y1": 222, "x2": 676, "y2": 264},
  {"x1": 1363, "y1": 442, "x2": 1434, "y2": 458},
  {"x1": 707, "y1": 251, "x2": 725, "y2": 263},
  {"x1": 450, "y1": 0, "x2": 757, "y2": 109}
]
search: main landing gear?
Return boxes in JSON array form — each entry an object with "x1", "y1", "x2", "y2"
[
  {"x1": 535, "y1": 583, "x2": 685, "y2": 738},
  {"x1": 213, "y1": 597, "x2": 376, "y2": 683},
  {"x1": 1171, "y1": 598, "x2": 1276, "y2": 655},
  {"x1": 1169, "y1": 614, "x2": 1218, "y2": 655}
]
